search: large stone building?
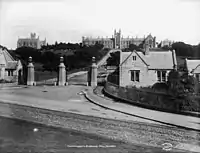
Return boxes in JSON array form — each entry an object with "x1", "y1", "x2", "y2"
[
  {"x1": 17, "y1": 33, "x2": 46, "y2": 49},
  {"x1": 0, "y1": 46, "x2": 23, "y2": 83},
  {"x1": 160, "y1": 39, "x2": 174, "y2": 47},
  {"x1": 119, "y1": 45, "x2": 177, "y2": 87},
  {"x1": 82, "y1": 29, "x2": 156, "y2": 49}
]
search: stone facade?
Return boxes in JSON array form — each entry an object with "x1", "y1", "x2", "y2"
[
  {"x1": 0, "y1": 46, "x2": 23, "y2": 83},
  {"x1": 160, "y1": 39, "x2": 174, "y2": 47},
  {"x1": 17, "y1": 33, "x2": 46, "y2": 49},
  {"x1": 119, "y1": 47, "x2": 177, "y2": 87},
  {"x1": 82, "y1": 29, "x2": 156, "y2": 49}
]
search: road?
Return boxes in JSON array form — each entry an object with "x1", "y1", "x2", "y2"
[
  {"x1": 0, "y1": 86, "x2": 199, "y2": 152},
  {"x1": 0, "y1": 116, "x2": 172, "y2": 153},
  {"x1": 0, "y1": 104, "x2": 190, "y2": 153}
]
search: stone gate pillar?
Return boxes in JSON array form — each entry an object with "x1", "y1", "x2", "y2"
[
  {"x1": 90, "y1": 57, "x2": 97, "y2": 87},
  {"x1": 27, "y1": 56, "x2": 35, "y2": 86},
  {"x1": 58, "y1": 56, "x2": 67, "y2": 86}
]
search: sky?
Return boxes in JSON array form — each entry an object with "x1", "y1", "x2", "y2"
[{"x1": 0, "y1": 0, "x2": 200, "y2": 49}]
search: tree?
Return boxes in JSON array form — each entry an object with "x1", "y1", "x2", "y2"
[
  {"x1": 167, "y1": 70, "x2": 199, "y2": 96},
  {"x1": 129, "y1": 44, "x2": 139, "y2": 51},
  {"x1": 171, "y1": 42, "x2": 200, "y2": 58},
  {"x1": 15, "y1": 47, "x2": 42, "y2": 63},
  {"x1": 167, "y1": 70, "x2": 185, "y2": 97},
  {"x1": 106, "y1": 51, "x2": 120, "y2": 66}
]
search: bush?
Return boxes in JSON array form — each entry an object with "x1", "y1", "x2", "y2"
[
  {"x1": 105, "y1": 81, "x2": 200, "y2": 113},
  {"x1": 0, "y1": 79, "x2": 14, "y2": 83}
]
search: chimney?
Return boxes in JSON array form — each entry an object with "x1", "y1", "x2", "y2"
[
  {"x1": 144, "y1": 44, "x2": 149, "y2": 55},
  {"x1": 172, "y1": 50, "x2": 177, "y2": 70}
]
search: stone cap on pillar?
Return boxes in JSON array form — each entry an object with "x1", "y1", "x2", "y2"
[
  {"x1": 28, "y1": 56, "x2": 32, "y2": 63},
  {"x1": 92, "y1": 57, "x2": 96, "y2": 63},
  {"x1": 91, "y1": 56, "x2": 97, "y2": 68},
  {"x1": 60, "y1": 56, "x2": 64, "y2": 63}
]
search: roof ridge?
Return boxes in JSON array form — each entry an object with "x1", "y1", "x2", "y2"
[
  {"x1": 119, "y1": 51, "x2": 134, "y2": 66},
  {"x1": 134, "y1": 51, "x2": 149, "y2": 66},
  {"x1": 119, "y1": 50, "x2": 149, "y2": 67},
  {"x1": 191, "y1": 64, "x2": 200, "y2": 73},
  {"x1": 3, "y1": 49, "x2": 15, "y2": 61}
]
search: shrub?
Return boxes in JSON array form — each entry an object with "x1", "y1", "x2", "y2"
[{"x1": 0, "y1": 79, "x2": 13, "y2": 83}]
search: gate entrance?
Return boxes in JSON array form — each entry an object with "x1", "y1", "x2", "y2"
[
  {"x1": 35, "y1": 71, "x2": 57, "y2": 86},
  {"x1": 68, "y1": 72, "x2": 88, "y2": 86}
]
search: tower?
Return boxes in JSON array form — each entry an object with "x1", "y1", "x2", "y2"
[{"x1": 116, "y1": 29, "x2": 121, "y2": 49}]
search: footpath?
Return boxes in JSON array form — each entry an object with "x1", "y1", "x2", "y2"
[{"x1": 84, "y1": 88, "x2": 200, "y2": 131}]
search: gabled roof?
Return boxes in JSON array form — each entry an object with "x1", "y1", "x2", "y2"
[
  {"x1": 186, "y1": 59, "x2": 200, "y2": 73},
  {"x1": 0, "y1": 46, "x2": 19, "y2": 69},
  {"x1": 6, "y1": 61, "x2": 18, "y2": 69},
  {"x1": 192, "y1": 64, "x2": 200, "y2": 74},
  {"x1": 120, "y1": 50, "x2": 176, "y2": 70}
]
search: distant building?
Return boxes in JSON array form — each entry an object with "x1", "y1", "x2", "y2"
[
  {"x1": 160, "y1": 39, "x2": 174, "y2": 48},
  {"x1": 82, "y1": 29, "x2": 156, "y2": 49},
  {"x1": 119, "y1": 45, "x2": 177, "y2": 87},
  {"x1": 185, "y1": 59, "x2": 200, "y2": 82},
  {"x1": 0, "y1": 46, "x2": 23, "y2": 83},
  {"x1": 17, "y1": 33, "x2": 46, "y2": 49}
]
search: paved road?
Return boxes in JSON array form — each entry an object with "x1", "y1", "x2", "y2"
[
  {"x1": 0, "y1": 86, "x2": 200, "y2": 152},
  {"x1": 0, "y1": 85, "x2": 163, "y2": 124},
  {"x1": 0, "y1": 101, "x2": 196, "y2": 153},
  {"x1": 0, "y1": 116, "x2": 172, "y2": 153}
]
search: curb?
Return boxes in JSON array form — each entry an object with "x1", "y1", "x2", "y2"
[
  {"x1": 84, "y1": 88, "x2": 200, "y2": 132},
  {"x1": 103, "y1": 87, "x2": 200, "y2": 118}
]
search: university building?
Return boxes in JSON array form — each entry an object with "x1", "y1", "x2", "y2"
[
  {"x1": 17, "y1": 33, "x2": 46, "y2": 49},
  {"x1": 82, "y1": 29, "x2": 156, "y2": 49}
]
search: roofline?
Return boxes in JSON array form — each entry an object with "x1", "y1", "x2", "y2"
[
  {"x1": 4, "y1": 49, "x2": 15, "y2": 61},
  {"x1": 119, "y1": 51, "x2": 134, "y2": 66},
  {"x1": 191, "y1": 64, "x2": 200, "y2": 73},
  {"x1": 134, "y1": 50, "x2": 149, "y2": 66},
  {"x1": 119, "y1": 50, "x2": 150, "y2": 66},
  {"x1": 148, "y1": 68, "x2": 174, "y2": 70},
  {"x1": 120, "y1": 50, "x2": 149, "y2": 67}
]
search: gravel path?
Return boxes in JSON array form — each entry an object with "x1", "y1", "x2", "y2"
[{"x1": 0, "y1": 101, "x2": 199, "y2": 152}]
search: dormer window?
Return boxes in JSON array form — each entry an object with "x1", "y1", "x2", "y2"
[{"x1": 133, "y1": 56, "x2": 136, "y2": 61}]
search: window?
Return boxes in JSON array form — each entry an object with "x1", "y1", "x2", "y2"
[
  {"x1": 131, "y1": 70, "x2": 140, "y2": 82},
  {"x1": 157, "y1": 71, "x2": 161, "y2": 82},
  {"x1": 157, "y1": 70, "x2": 167, "y2": 82},
  {"x1": 196, "y1": 74, "x2": 200, "y2": 82},
  {"x1": 8, "y1": 70, "x2": 13, "y2": 76},
  {"x1": 162, "y1": 71, "x2": 166, "y2": 82},
  {"x1": 133, "y1": 56, "x2": 136, "y2": 61}
]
